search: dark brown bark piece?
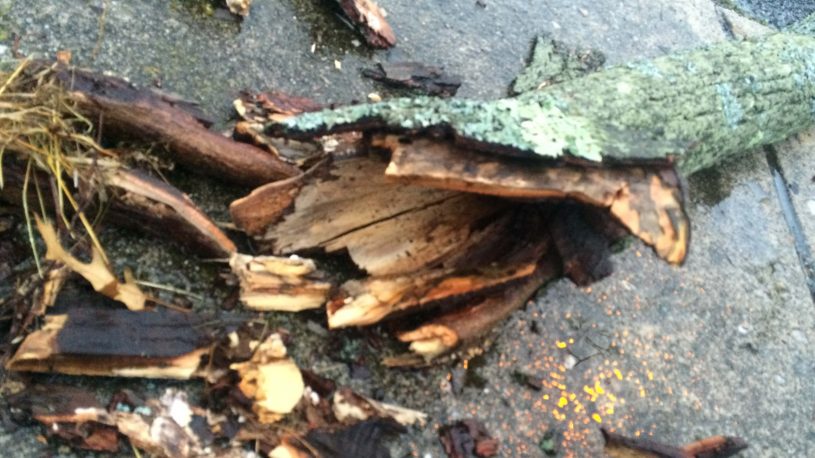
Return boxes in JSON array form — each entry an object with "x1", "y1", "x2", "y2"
[
  {"x1": 6, "y1": 288, "x2": 213, "y2": 378},
  {"x1": 379, "y1": 136, "x2": 689, "y2": 264},
  {"x1": 336, "y1": 0, "x2": 396, "y2": 48},
  {"x1": 601, "y1": 428, "x2": 748, "y2": 458},
  {"x1": 41, "y1": 62, "x2": 301, "y2": 186},
  {"x1": 236, "y1": 90, "x2": 324, "y2": 122},
  {"x1": 439, "y1": 419, "x2": 499, "y2": 458},
  {"x1": 229, "y1": 167, "x2": 309, "y2": 236},
  {"x1": 0, "y1": 158, "x2": 236, "y2": 258},
  {"x1": 362, "y1": 62, "x2": 461, "y2": 97}
]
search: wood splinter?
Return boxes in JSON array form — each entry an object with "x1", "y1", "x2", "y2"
[
  {"x1": 602, "y1": 428, "x2": 748, "y2": 458},
  {"x1": 229, "y1": 253, "x2": 331, "y2": 312}
]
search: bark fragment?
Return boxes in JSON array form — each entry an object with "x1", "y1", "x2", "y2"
[
  {"x1": 332, "y1": 387, "x2": 427, "y2": 426},
  {"x1": 601, "y1": 428, "x2": 748, "y2": 458},
  {"x1": 10, "y1": 385, "x2": 238, "y2": 457},
  {"x1": 439, "y1": 419, "x2": 499, "y2": 458},
  {"x1": 336, "y1": 0, "x2": 396, "y2": 48},
  {"x1": 267, "y1": 32, "x2": 815, "y2": 174},
  {"x1": 104, "y1": 168, "x2": 237, "y2": 257},
  {"x1": 362, "y1": 62, "x2": 462, "y2": 97},
  {"x1": 43, "y1": 62, "x2": 301, "y2": 186}
]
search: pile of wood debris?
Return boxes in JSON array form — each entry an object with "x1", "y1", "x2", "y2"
[{"x1": 2, "y1": 12, "x2": 798, "y2": 451}]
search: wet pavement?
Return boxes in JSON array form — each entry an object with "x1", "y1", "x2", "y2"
[{"x1": 2, "y1": 1, "x2": 815, "y2": 457}]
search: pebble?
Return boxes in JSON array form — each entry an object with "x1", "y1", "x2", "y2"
[
  {"x1": 791, "y1": 329, "x2": 807, "y2": 344},
  {"x1": 564, "y1": 354, "x2": 578, "y2": 370}
]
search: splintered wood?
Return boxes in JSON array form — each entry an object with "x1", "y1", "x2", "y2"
[
  {"x1": 229, "y1": 253, "x2": 331, "y2": 312},
  {"x1": 232, "y1": 130, "x2": 688, "y2": 362}
]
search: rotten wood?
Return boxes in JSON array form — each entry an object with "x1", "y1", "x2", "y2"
[
  {"x1": 336, "y1": 0, "x2": 396, "y2": 49},
  {"x1": 362, "y1": 62, "x2": 461, "y2": 97},
  {"x1": 41, "y1": 62, "x2": 301, "y2": 186},
  {"x1": 602, "y1": 428, "x2": 748, "y2": 458},
  {"x1": 254, "y1": 154, "x2": 509, "y2": 275}
]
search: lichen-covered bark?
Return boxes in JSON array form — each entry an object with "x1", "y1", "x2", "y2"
[{"x1": 268, "y1": 32, "x2": 815, "y2": 175}]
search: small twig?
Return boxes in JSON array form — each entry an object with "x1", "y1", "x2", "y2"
[
  {"x1": 91, "y1": 0, "x2": 111, "y2": 61},
  {"x1": 135, "y1": 280, "x2": 205, "y2": 301}
]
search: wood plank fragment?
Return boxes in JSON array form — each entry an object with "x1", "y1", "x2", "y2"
[{"x1": 6, "y1": 294, "x2": 212, "y2": 379}]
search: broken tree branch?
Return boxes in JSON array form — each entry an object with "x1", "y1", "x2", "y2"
[{"x1": 267, "y1": 29, "x2": 815, "y2": 175}]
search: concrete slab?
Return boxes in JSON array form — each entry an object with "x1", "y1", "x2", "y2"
[{"x1": 2, "y1": 1, "x2": 814, "y2": 457}]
